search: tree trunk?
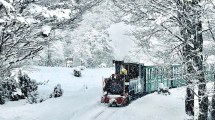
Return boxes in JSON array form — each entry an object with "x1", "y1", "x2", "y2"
[
  {"x1": 212, "y1": 93, "x2": 215, "y2": 120},
  {"x1": 183, "y1": 43, "x2": 195, "y2": 116},
  {"x1": 211, "y1": 74, "x2": 215, "y2": 120},
  {"x1": 214, "y1": 74, "x2": 215, "y2": 92},
  {"x1": 183, "y1": 43, "x2": 194, "y2": 116},
  {"x1": 185, "y1": 86, "x2": 194, "y2": 116},
  {"x1": 195, "y1": 21, "x2": 208, "y2": 120},
  {"x1": 178, "y1": 1, "x2": 208, "y2": 118},
  {"x1": 177, "y1": 0, "x2": 195, "y2": 115},
  {"x1": 181, "y1": 23, "x2": 195, "y2": 117}
]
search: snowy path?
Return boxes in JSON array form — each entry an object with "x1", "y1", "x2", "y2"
[{"x1": 0, "y1": 66, "x2": 187, "y2": 120}]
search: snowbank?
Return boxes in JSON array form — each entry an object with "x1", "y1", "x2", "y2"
[{"x1": 0, "y1": 66, "x2": 188, "y2": 120}]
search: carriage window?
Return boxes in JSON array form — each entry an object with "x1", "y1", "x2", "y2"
[
  {"x1": 149, "y1": 68, "x2": 151, "y2": 79},
  {"x1": 140, "y1": 65, "x2": 144, "y2": 78},
  {"x1": 152, "y1": 68, "x2": 156, "y2": 79}
]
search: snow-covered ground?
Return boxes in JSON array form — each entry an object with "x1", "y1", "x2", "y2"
[{"x1": 0, "y1": 66, "x2": 188, "y2": 120}]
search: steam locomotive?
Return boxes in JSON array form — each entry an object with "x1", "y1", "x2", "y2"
[{"x1": 101, "y1": 60, "x2": 145, "y2": 107}]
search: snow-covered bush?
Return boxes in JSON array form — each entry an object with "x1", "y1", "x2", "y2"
[
  {"x1": 0, "y1": 86, "x2": 5, "y2": 104},
  {"x1": 2, "y1": 78, "x2": 17, "y2": 99},
  {"x1": 157, "y1": 83, "x2": 170, "y2": 95},
  {"x1": 50, "y1": 84, "x2": 63, "y2": 98},
  {"x1": 0, "y1": 75, "x2": 19, "y2": 104},
  {"x1": 18, "y1": 74, "x2": 38, "y2": 97},
  {"x1": 0, "y1": 70, "x2": 48, "y2": 104},
  {"x1": 27, "y1": 91, "x2": 44, "y2": 104},
  {"x1": 18, "y1": 71, "x2": 41, "y2": 104},
  {"x1": 73, "y1": 68, "x2": 81, "y2": 77}
]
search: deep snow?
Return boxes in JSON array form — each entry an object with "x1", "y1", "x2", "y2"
[{"x1": 0, "y1": 66, "x2": 188, "y2": 120}]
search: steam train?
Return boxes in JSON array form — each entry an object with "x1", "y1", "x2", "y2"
[
  {"x1": 101, "y1": 60, "x2": 215, "y2": 107},
  {"x1": 101, "y1": 60, "x2": 145, "y2": 107}
]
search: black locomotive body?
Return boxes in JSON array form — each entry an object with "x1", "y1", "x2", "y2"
[{"x1": 101, "y1": 60, "x2": 145, "y2": 106}]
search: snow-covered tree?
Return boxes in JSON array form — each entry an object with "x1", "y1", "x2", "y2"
[
  {"x1": 112, "y1": 0, "x2": 215, "y2": 119},
  {"x1": 0, "y1": 0, "x2": 103, "y2": 76},
  {"x1": 41, "y1": 0, "x2": 117, "y2": 67}
]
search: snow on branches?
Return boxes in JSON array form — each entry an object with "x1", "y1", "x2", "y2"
[
  {"x1": 0, "y1": 0, "x2": 103, "y2": 78},
  {"x1": 0, "y1": 0, "x2": 14, "y2": 12}
]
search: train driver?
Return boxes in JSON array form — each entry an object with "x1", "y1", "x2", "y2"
[
  {"x1": 121, "y1": 65, "x2": 128, "y2": 80},
  {"x1": 121, "y1": 65, "x2": 127, "y2": 75}
]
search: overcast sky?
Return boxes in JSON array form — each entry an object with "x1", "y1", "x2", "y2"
[{"x1": 108, "y1": 22, "x2": 134, "y2": 60}]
